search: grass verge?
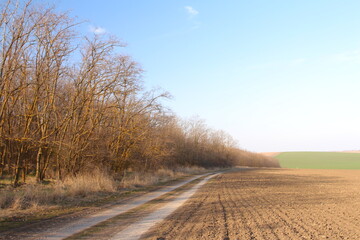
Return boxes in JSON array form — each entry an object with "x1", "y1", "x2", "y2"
[{"x1": 0, "y1": 166, "x2": 214, "y2": 232}]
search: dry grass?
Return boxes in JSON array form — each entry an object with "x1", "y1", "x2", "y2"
[
  {"x1": 0, "y1": 166, "x2": 208, "y2": 219},
  {"x1": 60, "y1": 170, "x2": 117, "y2": 197},
  {"x1": 120, "y1": 166, "x2": 206, "y2": 188},
  {"x1": 0, "y1": 170, "x2": 116, "y2": 214}
]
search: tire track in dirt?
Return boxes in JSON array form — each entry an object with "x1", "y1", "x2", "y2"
[
  {"x1": 242, "y1": 186, "x2": 311, "y2": 239},
  {"x1": 225, "y1": 179, "x2": 280, "y2": 240},
  {"x1": 219, "y1": 183, "x2": 251, "y2": 239},
  {"x1": 240, "y1": 193, "x2": 285, "y2": 239},
  {"x1": 162, "y1": 177, "x2": 224, "y2": 240},
  {"x1": 111, "y1": 173, "x2": 220, "y2": 240},
  {"x1": 226, "y1": 186, "x2": 259, "y2": 239},
  {"x1": 240, "y1": 190, "x2": 280, "y2": 239},
  {"x1": 141, "y1": 175, "x2": 226, "y2": 240},
  {"x1": 226, "y1": 194, "x2": 253, "y2": 239},
  {"x1": 217, "y1": 194, "x2": 229, "y2": 239},
  {"x1": 158, "y1": 194, "x2": 210, "y2": 239}
]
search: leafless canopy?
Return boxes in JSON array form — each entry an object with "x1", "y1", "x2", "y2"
[{"x1": 0, "y1": 0, "x2": 278, "y2": 186}]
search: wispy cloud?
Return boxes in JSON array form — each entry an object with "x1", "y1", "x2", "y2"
[
  {"x1": 89, "y1": 25, "x2": 107, "y2": 35},
  {"x1": 185, "y1": 6, "x2": 199, "y2": 17},
  {"x1": 184, "y1": 6, "x2": 201, "y2": 29}
]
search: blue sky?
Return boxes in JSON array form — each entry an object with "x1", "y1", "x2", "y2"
[{"x1": 53, "y1": 0, "x2": 360, "y2": 152}]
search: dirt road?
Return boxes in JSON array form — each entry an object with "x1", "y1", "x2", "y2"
[
  {"x1": 0, "y1": 173, "x2": 214, "y2": 240},
  {"x1": 37, "y1": 173, "x2": 212, "y2": 240},
  {"x1": 141, "y1": 168, "x2": 360, "y2": 240}
]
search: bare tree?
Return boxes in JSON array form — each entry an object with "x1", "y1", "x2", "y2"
[
  {"x1": 31, "y1": 8, "x2": 76, "y2": 182},
  {"x1": 0, "y1": 0, "x2": 278, "y2": 185}
]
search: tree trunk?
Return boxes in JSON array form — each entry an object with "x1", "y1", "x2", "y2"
[
  {"x1": 40, "y1": 149, "x2": 52, "y2": 181},
  {"x1": 22, "y1": 164, "x2": 26, "y2": 183},
  {"x1": 35, "y1": 147, "x2": 42, "y2": 182},
  {"x1": 0, "y1": 147, "x2": 5, "y2": 178},
  {"x1": 13, "y1": 154, "x2": 22, "y2": 187}
]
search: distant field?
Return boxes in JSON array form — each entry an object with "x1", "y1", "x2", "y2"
[{"x1": 275, "y1": 152, "x2": 360, "y2": 169}]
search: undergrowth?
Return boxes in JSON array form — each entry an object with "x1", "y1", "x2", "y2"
[{"x1": 0, "y1": 166, "x2": 207, "y2": 219}]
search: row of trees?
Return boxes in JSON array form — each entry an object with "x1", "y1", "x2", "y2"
[{"x1": 0, "y1": 0, "x2": 278, "y2": 186}]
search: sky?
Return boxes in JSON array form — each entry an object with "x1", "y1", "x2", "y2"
[{"x1": 51, "y1": 0, "x2": 360, "y2": 152}]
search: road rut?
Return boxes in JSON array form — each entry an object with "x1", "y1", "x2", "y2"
[{"x1": 111, "y1": 173, "x2": 219, "y2": 240}]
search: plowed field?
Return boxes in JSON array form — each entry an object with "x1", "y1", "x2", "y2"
[{"x1": 142, "y1": 168, "x2": 360, "y2": 240}]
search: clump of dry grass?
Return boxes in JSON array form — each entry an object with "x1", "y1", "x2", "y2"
[
  {"x1": 0, "y1": 184, "x2": 65, "y2": 211},
  {"x1": 120, "y1": 166, "x2": 207, "y2": 188},
  {"x1": 0, "y1": 190, "x2": 15, "y2": 209},
  {"x1": 60, "y1": 169, "x2": 116, "y2": 197},
  {"x1": 0, "y1": 170, "x2": 116, "y2": 212}
]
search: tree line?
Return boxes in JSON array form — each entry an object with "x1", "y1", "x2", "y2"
[{"x1": 0, "y1": 0, "x2": 278, "y2": 186}]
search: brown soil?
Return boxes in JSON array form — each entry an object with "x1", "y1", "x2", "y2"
[{"x1": 143, "y1": 168, "x2": 360, "y2": 240}]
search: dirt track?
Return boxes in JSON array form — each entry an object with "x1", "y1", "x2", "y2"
[{"x1": 142, "y1": 168, "x2": 360, "y2": 240}]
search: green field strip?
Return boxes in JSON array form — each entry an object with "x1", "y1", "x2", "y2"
[{"x1": 275, "y1": 152, "x2": 360, "y2": 169}]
